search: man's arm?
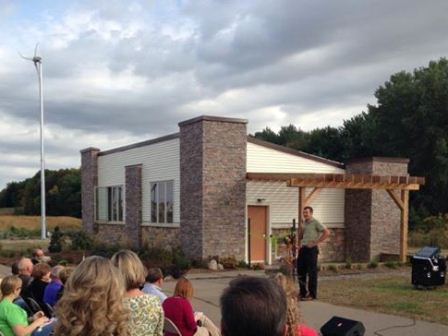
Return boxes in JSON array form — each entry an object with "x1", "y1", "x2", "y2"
[{"x1": 307, "y1": 228, "x2": 330, "y2": 248}]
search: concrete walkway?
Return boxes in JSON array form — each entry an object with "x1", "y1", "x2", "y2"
[{"x1": 163, "y1": 271, "x2": 448, "y2": 336}]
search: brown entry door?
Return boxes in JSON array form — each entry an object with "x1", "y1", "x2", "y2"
[{"x1": 248, "y1": 206, "x2": 267, "y2": 263}]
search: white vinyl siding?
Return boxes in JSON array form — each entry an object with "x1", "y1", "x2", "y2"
[
  {"x1": 97, "y1": 138, "x2": 180, "y2": 225},
  {"x1": 247, "y1": 142, "x2": 345, "y2": 174},
  {"x1": 247, "y1": 142, "x2": 345, "y2": 228}
]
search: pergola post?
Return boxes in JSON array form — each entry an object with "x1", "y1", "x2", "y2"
[
  {"x1": 400, "y1": 190, "x2": 409, "y2": 263},
  {"x1": 298, "y1": 187, "x2": 305, "y2": 242}
]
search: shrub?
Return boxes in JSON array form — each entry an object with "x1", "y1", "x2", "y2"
[
  {"x1": 90, "y1": 243, "x2": 121, "y2": 258},
  {"x1": 48, "y1": 226, "x2": 63, "y2": 253},
  {"x1": 220, "y1": 256, "x2": 238, "y2": 269},
  {"x1": 385, "y1": 261, "x2": 398, "y2": 269},
  {"x1": 68, "y1": 231, "x2": 94, "y2": 250},
  {"x1": 238, "y1": 260, "x2": 249, "y2": 269},
  {"x1": 327, "y1": 264, "x2": 338, "y2": 272},
  {"x1": 367, "y1": 260, "x2": 378, "y2": 269},
  {"x1": 172, "y1": 248, "x2": 191, "y2": 270}
]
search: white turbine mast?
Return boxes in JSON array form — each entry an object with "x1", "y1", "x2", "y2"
[{"x1": 20, "y1": 44, "x2": 47, "y2": 240}]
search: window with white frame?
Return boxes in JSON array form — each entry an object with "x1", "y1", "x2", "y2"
[
  {"x1": 96, "y1": 185, "x2": 124, "y2": 222},
  {"x1": 150, "y1": 180, "x2": 174, "y2": 224}
]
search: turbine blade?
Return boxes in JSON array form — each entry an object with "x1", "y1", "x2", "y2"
[
  {"x1": 34, "y1": 43, "x2": 40, "y2": 57},
  {"x1": 18, "y1": 51, "x2": 33, "y2": 61}
]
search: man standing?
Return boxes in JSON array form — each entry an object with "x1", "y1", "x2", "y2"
[{"x1": 297, "y1": 206, "x2": 330, "y2": 300}]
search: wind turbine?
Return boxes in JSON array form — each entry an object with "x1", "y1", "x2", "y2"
[{"x1": 20, "y1": 44, "x2": 46, "y2": 240}]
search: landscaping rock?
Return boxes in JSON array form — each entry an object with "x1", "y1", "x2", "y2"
[{"x1": 208, "y1": 259, "x2": 218, "y2": 271}]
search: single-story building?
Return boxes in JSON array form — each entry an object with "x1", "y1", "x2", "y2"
[{"x1": 81, "y1": 115, "x2": 421, "y2": 263}]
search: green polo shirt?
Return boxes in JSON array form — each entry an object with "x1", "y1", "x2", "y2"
[
  {"x1": 0, "y1": 298, "x2": 29, "y2": 336},
  {"x1": 302, "y1": 218, "x2": 326, "y2": 245}
]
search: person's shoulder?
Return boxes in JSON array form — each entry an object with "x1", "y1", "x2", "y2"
[{"x1": 298, "y1": 324, "x2": 318, "y2": 336}]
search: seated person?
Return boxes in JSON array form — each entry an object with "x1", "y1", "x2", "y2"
[
  {"x1": 43, "y1": 265, "x2": 64, "y2": 306},
  {"x1": 273, "y1": 273, "x2": 318, "y2": 336},
  {"x1": 0, "y1": 275, "x2": 48, "y2": 336},
  {"x1": 24, "y1": 263, "x2": 51, "y2": 311},
  {"x1": 220, "y1": 276, "x2": 287, "y2": 336},
  {"x1": 163, "y1": 277, "x2": 220, "y2": 336},
  {"x1": 55, "y1": 266, "x2": 74, "y2": 301},
  {"x1": 142, "y1": 268, "x2": 167, "y2": 302},
  {"x1": 111, "y1": 250, "x2": 164, "y2": 336},
  {"x1": 53, "y1": 256, "x2": 128, "y2": 336},
  {"x1": 31, "y1": 249, "x2": 51, "y2": 265},
  {"x1": 17, "y1": 258, "x2": 33, "y2": 297}
]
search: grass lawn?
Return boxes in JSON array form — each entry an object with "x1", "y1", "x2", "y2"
[
  {"x1": 0, "y1": 215, "x2": 81, "y2": 231},
  {"x1": 319, "y1": 273, "x2": 448, "y2": 325}
]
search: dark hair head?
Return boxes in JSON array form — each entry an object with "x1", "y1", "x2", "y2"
[
  {"x1": 220, "y1": 276, "x2": 287, "y2": 336},
  {"x1": 146, "y1": 268, "x2": 163, "y2": 283},
  {"x1": 303, "y1": 206, "x2": 313, "y2": 213},
  {"x1": 31, "y1": 263, "x2": 51, "y2": 280},
  {"x1": 11, "y1": 261, "x2": 19, "y2": 275}
]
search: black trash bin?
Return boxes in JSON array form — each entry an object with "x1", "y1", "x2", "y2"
[{"x1": 411, "y1": 246, "x2": 446, "y2": 288}]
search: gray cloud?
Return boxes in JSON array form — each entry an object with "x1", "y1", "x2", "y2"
[{"x1": 0, "y1": 0, "x2": 448, "y2": 188}]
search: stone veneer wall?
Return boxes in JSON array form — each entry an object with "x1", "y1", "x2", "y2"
[
  {"x1": 345, "y1": 158, "x2": 409, "y2": 262},
  {"x1": 125, "y1": 164, "x2": 142, "y2": 248},
  {"x1": 80, "y1": 147, "x2": 100, "y2": 234},
  {"x1": 179, "y1": 116, "x2": 247, "y2": 260},
  {"x1": 95, "y1": 224, "x2": 127, "y2": 245},
  {"x1": 271, "y1": 228, "x2": 345, "y2": 263},
  {"x1": 141, "y1": 226, "x2": 180, "y2": 250}
]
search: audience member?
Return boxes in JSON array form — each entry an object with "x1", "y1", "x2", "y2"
[
  {"x1": 17, "y1": 258, "x2": 33, "y2": 297},
  {"x1": 55, "y1": 266, "x2": 74, "y2": 301},
  {"x1": 11, "y1": 262, "x2": 19, "y2": 276},
  {"x1": 220, "y1": 276, "x2": 287, "y2": 336},
  {"x1": 273, "y1": 273, "x2": 318, "y2": 336},
  {"x1": 111, "y1": 250, "x2": 163, "y2": 336},
  {"x1": 142, "y1": 268, "x2": 167, "y2": 303},
  {"x1": 0, "y1": 275, "x2": 49, "y2": 336},
  {"x1": 25, "y1": 263, "x2": 51, "y2": 309},
  {"x1": 54, "y1": 256, "x2": 129, "y2": 336},
  {"x1": 43, "y1": 265, "x2": 65, "y2": 306},
  {"x1": 163, "y1": 277, "x2": 220, "y2": 336},
  {"x1": 31, "y1": 249, "x2": 51, "y2": 265}
]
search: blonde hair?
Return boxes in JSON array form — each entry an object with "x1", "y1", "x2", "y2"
[
  {"x1": 0, "y1": 275, "x2": 22, "y2": 297},
  {"x1": 273, "y1": 273, "x2": 301, "y2": 336},
  {"x1": 111, "y1": 250, "x2": 146, "y2": 290},
  {"x1": 174, "y1": 277, "x2": 194, "y2": 299},
  {"x1": 53, "y1": 256, "x2": 129, "y2": 336}
]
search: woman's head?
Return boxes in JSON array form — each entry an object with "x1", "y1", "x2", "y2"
[
  {"x1": 273, "y1": 273, "x2": 301, "y2": 336},
  {"x1": 1, "y1": 275, "x2": 22, "y2": 298},
  {"x1": 54, "y1": 256, "x2": 129, "y2": 336},
  {"x1": 174, "y1": 277, "x2": 193, "y2": 299},
  {"x1": 32, "y1": 263, "x2": 51, "y2": 282},
  {"x1": 111, "y1": 250, "x2": 146, "y2": 291}
]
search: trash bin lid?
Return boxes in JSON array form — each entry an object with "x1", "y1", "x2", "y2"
[{"x1": 416, "y1": 246, "x2": 440, "y2": 258}]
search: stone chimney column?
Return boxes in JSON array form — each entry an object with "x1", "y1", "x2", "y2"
[
  {"x1": 80, "y1": 147, "x2": 100, "y2": 234},
  {"x1": 345, "y1": 157, "x2": 409, "y2": 262},
  {"x1": 125, "y1": 164, "x2": 143, "y2": 248},
  {"x1": 179, "y1": 116, "x2": 247, "y2": 260}
]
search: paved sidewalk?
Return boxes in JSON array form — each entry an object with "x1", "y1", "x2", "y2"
[{"x1": 163, "y1": 271, "x2": 448, "y2": 336}]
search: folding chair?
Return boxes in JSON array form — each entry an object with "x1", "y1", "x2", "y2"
[
  {"x1": 24, "y1": 297, "x2": 43, "y2": 314},
  {"x1": 44, "y1": 303, "x2": 55, "y2": 317},
  {"x1": 163, "y1": 317, "x2": 182, "y2": 336}
]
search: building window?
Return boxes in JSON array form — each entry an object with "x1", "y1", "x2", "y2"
[
  {"x1": 96, "y1": 185, "x2": 124, "y2": 222},
  {"x1": 150, "y1": 180, "x2": 173, "y2": 224}
]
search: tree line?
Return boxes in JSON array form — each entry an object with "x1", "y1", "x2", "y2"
[
  {"x1": 0, "y1": 168, "x2": 81, "y2": 218},
  {"x1": 254, "y1": 58, "x2": 448, "y2": 228}
]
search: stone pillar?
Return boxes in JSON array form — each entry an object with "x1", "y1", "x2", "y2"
[
  {"x1": 80, "y1": 147, "x2": 100, "y2": 234},
  {"x1": 125, "y1": 164, "x2": 143, "y2": 248},
  {"x1": 345, "y1": 157, "x2": 409, "y2": 262},
  {"x1": 179, "y1": 116, "x2": 247, "y2": 260}
]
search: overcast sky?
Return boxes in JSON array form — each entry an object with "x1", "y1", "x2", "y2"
[{"x1": 1, "y1": 0, "x2": 447, "y2": 189}]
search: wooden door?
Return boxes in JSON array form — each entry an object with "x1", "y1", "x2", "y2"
[{"x1": 248, "y1": 206, "x2": 267, "y2": 263}]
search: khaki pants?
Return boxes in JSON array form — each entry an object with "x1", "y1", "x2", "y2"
[{"x1": 194, "y1": 315, "x2": 220, "y2": 336}]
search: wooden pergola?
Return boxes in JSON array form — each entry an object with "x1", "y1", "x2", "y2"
[{"x1": 247, "y1": 173, "x2": 425, "y2": 262}]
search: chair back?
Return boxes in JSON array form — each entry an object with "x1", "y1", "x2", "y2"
[
  {"x1": 25, "y1": 297, "x2": 43, "y2": 314},
  {"x1": 44, "y1": 303, "x2": 56, "y2": 317},
  {"x1": 163, "y1": 317, "x2": 182, "y2": 336}
]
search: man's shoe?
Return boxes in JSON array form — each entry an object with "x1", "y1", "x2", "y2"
[{"x1": 300, "y1": 295, "x2": 315, "y2": 301}]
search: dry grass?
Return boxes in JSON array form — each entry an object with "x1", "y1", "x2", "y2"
[
  {"x1": 319, "y1": 274, "x2": 448, "y2": 325},
  {"x1": 0, "y1": 215, "x2": 81, "y2": 231}
]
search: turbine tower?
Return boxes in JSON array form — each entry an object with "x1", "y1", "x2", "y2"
[{"x1": 20, "y1": 44, "x2": 46, "y2": 240}]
